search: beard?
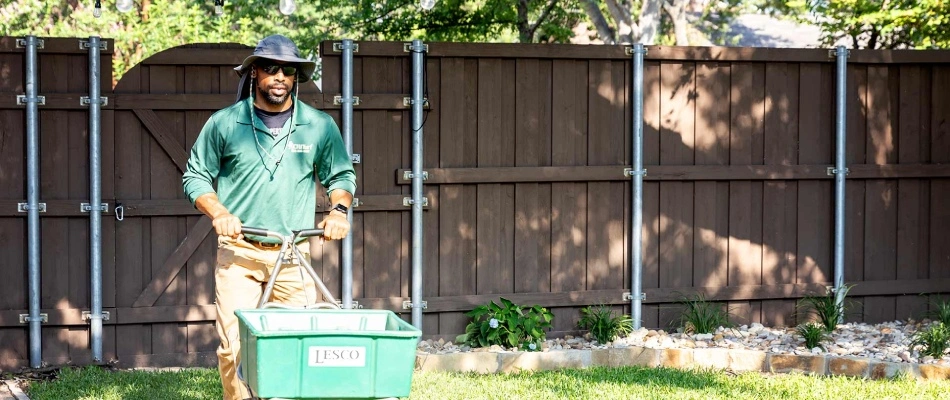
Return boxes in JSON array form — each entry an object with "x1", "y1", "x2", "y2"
[{"x1": 256, "y1": 81, "x2": 292, "y2": 105}]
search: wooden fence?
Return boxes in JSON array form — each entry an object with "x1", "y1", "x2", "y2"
[{"x1": 0, "y1": 37, "x2": 948, "y2": 369}]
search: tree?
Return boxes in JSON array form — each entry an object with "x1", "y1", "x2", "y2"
[
  {"x1": 580, "y1": 0, "x2": 744, "y2": 45},
  {"x1": 798, "y1": 0, "x2": 950, "y2": 49}
]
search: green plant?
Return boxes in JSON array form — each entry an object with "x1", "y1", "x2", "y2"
[
  {"x1": 798, "y1": 284, "x2": 854, "y2": 332},
  {"x1": 676, "y1": 293, "x2": 732, "y2": 334},
  {"x1": 796, "y1": 322, "x2": 829, "y2": 350},
  {"x1": 457, "y1": 297, "x2": 553, "y2": 351},
  {"x1": 911, "y1": 322, "x2": 950, "y2": 359},
  {"x1": 578, "y1": 305, "x2": 633, "y2": 344},
  {"x1": 926, "y1": 296, "x2": 950, "y2": 326}
]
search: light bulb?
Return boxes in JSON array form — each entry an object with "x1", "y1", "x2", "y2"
[
  {"x1": 93, "y1": 0, "x2": 102, "y2": 17},
  {"x1": 214, "y1": 0, "x2": 224, "y2": 15},
  {"x1": 419, "y1": 0, "x2": 436, "y2": 10},
  {"x1": 279, "y1": 0, "x2": 296, "y2": 15},
  {"x1": 116, "y1": 0, "x2": 134, "y2": 13}
]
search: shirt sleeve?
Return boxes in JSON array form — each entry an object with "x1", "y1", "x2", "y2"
[
  {"x1": 316, "y1": 117, "x2": 357, "y2": 196},
  {"x1": 182, "y1": 115, "x2": 223, "y2": 204}
]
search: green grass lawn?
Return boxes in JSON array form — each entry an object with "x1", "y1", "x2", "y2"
[{"x1": 22, "y1": 365, "x2": 950, "y2": 400}]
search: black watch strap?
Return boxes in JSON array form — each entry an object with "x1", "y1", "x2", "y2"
[{"x1": 331, "y1": 203, "x2": 348, "y2": 214}]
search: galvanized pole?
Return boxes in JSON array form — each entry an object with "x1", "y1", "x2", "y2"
[
  {"x1": 630, "y1": 44, "x2": 646, "y2": 330},
  {"x1": 24, "y1": 35, "x2": 43, "y2": 369},
  {"x1": 409, "y1": 40, "x2": 426, "y2": 330},
  {"x1": 340, "y1": 39, "x2": 355, "y2": 309},
  {"x1": 833, "y1": 45, "x2": 849, "y2": 321},
  {"x1": 87, "y1": 36, "x2": 105, "y2": 362}
]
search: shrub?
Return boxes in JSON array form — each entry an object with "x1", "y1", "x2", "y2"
[
  {"x1": 577, "y1": 305, "x2": 633, "y2": 344},
  {"x1": 926, "y1": 296, "x2": 950, "y2": 326},
  {"x1": 798, "y1": 284, "x2": 854, "y2": 332},
  {"x1": 911, "y1": 322, "x2": 950, "y2": 359},
  {"x1": 458, "y1": 297, "x2": 553, "y2": 351},
  {"x1": 677, "y1": 293, "x2": 731, "y2": 334},
  {"x1": 796, "y1": 322, "x2": 829, "y2": 350}
]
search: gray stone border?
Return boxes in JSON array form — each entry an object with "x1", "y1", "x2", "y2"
[{"x1": 415, "y1": 346, "x2": 950, "y2": 380}]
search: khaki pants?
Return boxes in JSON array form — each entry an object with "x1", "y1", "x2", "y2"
[{"x1": 215, "y1": 236, "x2": 319, "y2": 400}]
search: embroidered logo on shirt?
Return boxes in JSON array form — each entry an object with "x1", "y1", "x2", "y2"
[{"x1": 287, "y1": 140, "x2": 313, "y2": 153}]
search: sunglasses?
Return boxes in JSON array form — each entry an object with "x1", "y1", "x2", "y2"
[{"x1": 256, "y1": 63, "x2": 298, "y2": 76}]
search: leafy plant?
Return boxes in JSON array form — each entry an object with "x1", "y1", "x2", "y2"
[
  {"x1": 926, "y1": 296, "x2": 950, "y2": 326},
  {"x1": 457, "y1": 297, "x2": 553, "y2": 351},
  {"x1": 577, "y1": 305, "x2": 633, "y2": 345},
  {"x1": 911, "y1": 322, "x2": 950, "y2": 359},
  {"x1": 796, "y1": 322, "x2": 829, "y2": 350},
  {"x1": 798, "y1": 284, "x2": 854, "y2": 332},
  {"x1": 676, "y1": 293, "x2": 732, "y2": 334}
]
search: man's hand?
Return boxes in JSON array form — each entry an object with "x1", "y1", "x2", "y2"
[
  {"x1": 212, "y1": 212, "x2": 243, "y2": 239},
  {"x1": 317, "y1": 212, "x2": 350, "y2": 241}
]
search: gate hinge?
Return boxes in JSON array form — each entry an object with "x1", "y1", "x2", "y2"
[
  {"x1": 402, "y1": 300, "x2": 427, "y2": 310},
  {"x1": 19, "y1": 314, "x2": 48, "y2": 324},
  {"x1": 16, "y1": 95, "x2": 45, "y2": 106},
  {"x1": 79, "y1": 39, "x2": 108, "y2": 50},
  {"x1": 18, "y1": 203, "x2": 46, "y2": 212},
  {"x1": 80, "y1": 96, "x2": 109, "y2": 106},
  {"x1": 333, "y1": 95, "x2": 361, "y2": 106},
  {"x1": 624, "y1": 168, "x2": 647, "y2": 177},
  {"x1": 403, "y1": 197, "x2": 429, "y2": 207},
  {"x1": 403, "y1": 170, "x2": 428, "y2": 180},
  {"x1": 81, "y1": 311, "x2": 110, "y2": 321},
  {"x1": 623, "y1": 292, "x2": 646, "y2": 301},
  {"x1": 81, "y1": 202, "x2": 108, "y2": 212},
  {"x1": 16, "y1": 38, "x2": 45, "y2": 49},
  {"x1": 332, "y1": 42, "x2": 359, "y2": 52}
]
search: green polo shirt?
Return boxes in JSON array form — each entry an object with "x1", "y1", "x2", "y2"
[{"x1": 182, "y1": 96, "x2": 356, "y2": 243}]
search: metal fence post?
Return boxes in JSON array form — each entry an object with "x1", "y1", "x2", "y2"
[
  {"x1": 409, "y1": 39, "x2": 426, "y2": 330},
  {"x1": 629, "y1": 44, "x2": 646, "y2": 330},
  {"x1": 833, "y1": 45, "x2": 849, "y2": 321},
  {"x1": 86, "y1": 36, "x2": 105, "y2": 362},
  {"x1": 23, "y1": 35, "x2": 44, "y2": 369},
  {"x1": 340, "y1": 39, "x2": 355, "y2": 309}
]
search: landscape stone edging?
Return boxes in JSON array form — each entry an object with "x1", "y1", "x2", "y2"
[{"x1": 414, "y1": 345, "x2": 950, "y2": 380}]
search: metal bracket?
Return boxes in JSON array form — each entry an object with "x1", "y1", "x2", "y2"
[
  {"x1": 19, "y1": 314, "x2": 48, "y2": 324},
  {"x1": 79, "y1": 39, "x2": 108, "y2": 50},
  {"x1": 624, "y1": 47, "x2": 648, "y2": 56},
  {"x1": 624, "y1": 168, "x2": 647, "y2": 177},
  {"x1": 829, "y1": 48, "x2": 850, "y2": 58},
  {"x1": 18, "y1": 202, "x2": 46, "y2": 212},
  {"x1": 402, "y1": 300, "x2": 427, "y2": 309},
  {"x1": 16, "y1": 95, "x2": 46, "y2": 106},
  {"x1": 403, "y1": 97, "x2": 429, "y2": 108},
  {"x1": 332, "y1": 42, "x2": 359, "y2": 52},
  {"x1": 622, "y1": 292, "x2": 646, "y2": 301},
  {"x1": 826, "y1": 167, "x2": 850, "y2": 176},
  {"x1": 335, "y1": 301, "x2": 362, "y2": 309},
  {"x1": 81, "y1": 202, "x2": 108, "y2": 212},
  {"x1": 16, "y1": 38, "x2": 44, "y2": 49},
  {"x1": 350, "y1": 154, "x2": 361, "y2": 164},
  {"x1": 351, "y1": 198, "x2": 360, "y2": 208},
  {"x1": 403, "y1": 170, "x2": 428, "y2": 180},
  {"x1": 333, "y1": 95, "x2": 361, "y2": 106},
  {"x1": 80, "y1": 96, "x2": 109, "y2": 106},
  {"x1": 403, "y1": 197, "x2": 429, "y2": 207},
  {"x1": 403, "y1": 43, "x2": 429, "y2": 53},
  {"x1": 81, "y1": 311, "x2": 110, "y2": 321}
]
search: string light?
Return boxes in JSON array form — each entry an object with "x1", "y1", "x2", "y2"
[
  {"x1": 116, "y1": 0, "x2": 134, "y2": 13},
  {"x1": 279, "y1": 0, "x2": 296, "y2": 15},
  {"x1": 214, "y1": 0, "x2": 224, "y2": 15},
  {"x1": 93, "y1": 0, "x2": 102, "y2": 17},
  {"x1": 419, "y1": 0, "x2": 436, "y2": 10}
]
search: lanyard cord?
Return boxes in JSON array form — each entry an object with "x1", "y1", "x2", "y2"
[{"x1": 248, "y1": 82, "x2": 297, "y2": 173}]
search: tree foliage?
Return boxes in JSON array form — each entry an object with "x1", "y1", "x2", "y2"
[{"x1": 794, "y1": 0, "x2": 950, "y2": 49}]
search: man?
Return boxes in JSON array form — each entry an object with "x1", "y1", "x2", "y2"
[{"x1": 182, "y1": 34, "x2": 356, "y2": 400}]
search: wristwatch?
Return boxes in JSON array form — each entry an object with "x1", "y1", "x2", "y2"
[{"x1": 330, "y1": 203, "x2": 348, "y2": 214}]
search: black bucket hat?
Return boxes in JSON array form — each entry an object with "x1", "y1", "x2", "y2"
[{"x1": 234, "y1": 34, "x2": 316, "y2": 83}]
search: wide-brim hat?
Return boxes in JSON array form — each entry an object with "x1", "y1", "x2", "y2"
[{"x1": 234, "y1": 34, "x2": 316, "y2": 83}]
